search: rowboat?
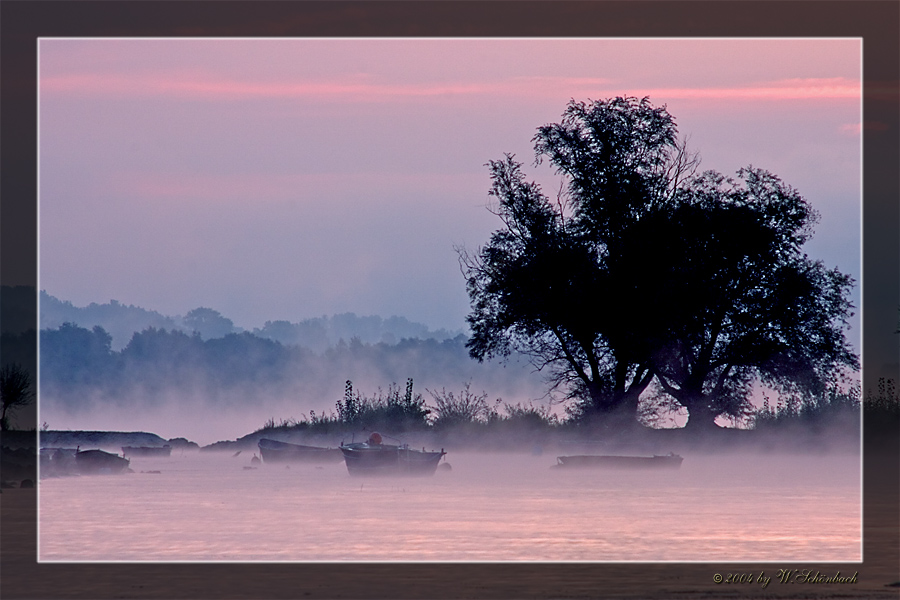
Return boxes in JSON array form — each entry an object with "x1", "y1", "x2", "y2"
[
  {"x1": 39, "y1": 447, "x2": 78, "y2": 477},
  {"x1": 340, "y1": 432, "x2": 446, "y2": 477},
  {"x1": 75, "y1": 449, "x2": 131, "y2": 475},
  {"x1": 122, "y1": 445, "x2": 172, "y2": 458},
  {"x1": 40, "y1": 447, "x2": 77, "y2": 461},
  {"x1": 554, "y1": 453, "x2": 683, "y2": 470},
  {"x1": 257, "y1": 438, "x2": 344, "y2": 464}
]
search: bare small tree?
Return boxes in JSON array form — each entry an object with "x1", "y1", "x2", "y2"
[{"x1": 1, "y1": 363, "x2": 35, "y2": 430}]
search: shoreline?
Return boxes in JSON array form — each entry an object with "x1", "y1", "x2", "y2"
[{"x1": 2, "y1": 421, "x2": 865, "y2": 490}]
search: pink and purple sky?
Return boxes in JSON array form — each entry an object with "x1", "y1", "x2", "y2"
[{"x1": 38, "y1": 38, "x2": 861, "y2": 341}]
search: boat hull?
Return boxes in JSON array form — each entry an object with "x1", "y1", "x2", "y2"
[
  {"x1": 340, "y1": 443, "x2": 445, "y2": 476},
  {"x1": 555, "y1": 454, "x2": 683, "y2": 470},
  {"x1": 75, "y1": 449, "x2": 131, "y2": 475},
  {"x1": 257, "y1": 438, "x2": 344, "y2": 464}
]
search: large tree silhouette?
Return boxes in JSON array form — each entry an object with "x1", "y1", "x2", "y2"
[
  {"x1": 462, "y1": 97, "x2": 696, "y2": 425},
  {"x1": 461, "y1": 96, "x2": 857, "y2": 430},
  {"x1": 614, "y1": 169, "x2": 858, "y2": 429}
]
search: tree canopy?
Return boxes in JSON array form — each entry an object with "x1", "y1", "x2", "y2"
[{"x1": 461, "y1": 96, "x2": 858, "y2": 431}]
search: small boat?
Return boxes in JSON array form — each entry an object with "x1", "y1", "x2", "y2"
[
  {"x1": 257, "y1": 438, "x2": 344, "y2": 464},
  {"x1": 75, "y1": 449, "x2": 131, "y2": 475},
  {"x1": 122, "y1": 445, "x2": 172, "y2": 458},
  {"x1": 39, "y1": 447, "x2": 79, "y2": 477},
  {"x1": 554, "y1": 453, "x2": 684, "y2": 470},
  {"x1": 40, "y1": 447, "x2": 78, "y2": 462},
  {"x1": 340, "y1": 432, "x2": 446, "y2": 477}
]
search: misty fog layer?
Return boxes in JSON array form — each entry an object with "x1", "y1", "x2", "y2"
[{"x1": 38, "y1": 297, "x2": 547, "y2": 445}]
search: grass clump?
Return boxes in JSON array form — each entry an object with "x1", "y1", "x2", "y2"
[{"x1": 863, "y1": 378, "x2": 900, "y2": 442}]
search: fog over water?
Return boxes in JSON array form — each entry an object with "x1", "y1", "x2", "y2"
[
  {"x1": 40, "y1": 368, "x2": 553, "y2": 447},
  {"x1": 42, "y1": 398, "x2": 297, "y2": 447},
  {"x1": 37, "y1": 296, "x2": 556, "y2": 445},
  {"x1": 38, "y1": 449, "x2": 860, "y2": 562}
]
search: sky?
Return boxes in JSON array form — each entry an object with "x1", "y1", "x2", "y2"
[{"x1": 38, "y1": 38, "x2": 862, "y2": 341}]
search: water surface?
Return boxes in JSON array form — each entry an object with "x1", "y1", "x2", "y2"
[{"x1": 38, "y1": 450, "x2": 860, "y2": 562}]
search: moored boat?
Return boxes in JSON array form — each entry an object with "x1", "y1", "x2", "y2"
[
  {"x1": 40, "y1": 447, "x2": 78, "y2": 461},
  {"x1": 75, "y1": 449, "x2": 131, "y2": 475},
  {"x1": 340, "y1": 432, "x2": 446, "y2": 477},
  {"x1": 39, "y1": 447, "x2": 78, "y2": 477},
  {"x1": 257, "y1": 438, "x2": 344, "y2": 464},
  {"x1": 554, "y1": 453, "x2": 683, "y2": 470},
  {"x1": 122, "y1": 445, "x2": 172, "y2": 458}
]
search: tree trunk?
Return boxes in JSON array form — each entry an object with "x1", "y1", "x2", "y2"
[
  {"x1": 585, "y1": 380, "x2": 611, "y2": 413},
  {"x1": 682, "y1": 399, "x2": 720, "y2": 433}
]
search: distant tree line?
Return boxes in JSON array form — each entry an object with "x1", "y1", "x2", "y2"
[
  {"x1": 40, "y1": 324, "x2": 289, "y2": 400},
  {"x1": 254, "y1": 314, "x2": 461, "y2": 352},
  {"x1": 32, "y1": 324, "x2": 882, "y2": 441},
  {"x1": 40, "y1": 293, "x2": 184, "y2": 350},
  {"x1": 40, "y1": 291, "x2": 461, "y2": 352},
  {"x1": 38, "y1": 322, "x2": 543, "y2": 414}
]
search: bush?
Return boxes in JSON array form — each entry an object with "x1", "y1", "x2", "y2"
[
  {"x1": 334, "y1": 378, "x2": 430, "y2": 434},
  {"x1": 752, "y1": 383, "x2": 861, "y2": 433},
  {"x1": 492, "y1": 401, "x2": 559, "y2": 430},
  {"x1": 864, "y1": 378, "x2": 900, "y2": 440},
  {"x1": 426, "y1": 382, "x2": 497, "y2": 430}
]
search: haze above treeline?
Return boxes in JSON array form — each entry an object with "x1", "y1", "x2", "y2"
[
  {"x1": 36, "y1": 290, "x2": 549, "y2": 432},
  {"x1": 39, "y1": 290, "x2": 464, "y2": 351},
  {"x1": 7, "y1": 286, "x2": 875, "y2": 447}
]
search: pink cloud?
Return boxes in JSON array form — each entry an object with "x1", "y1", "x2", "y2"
[
  {"x1": 636, "y1": 78, "x2": 860, "y2": 101},
  {"x1": 41, "y1": 71, "x2": 516, "y2": 102},
  {"x1": 518, "y1": 77, "x2": 859, "y2": 102},
  {"x1": 40, "y1": 71, "x2": 859, "y2": 103}
]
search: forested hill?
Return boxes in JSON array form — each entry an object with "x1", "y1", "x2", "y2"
[
  {"x1": 39, "y1": 322, "x2": 544, "y2": 417},
  {"x1": 37, "y1": 293, "x2": 540, "y2": 417},
  {"x1": 40, "y1": 292, "x2": 182, "y2": 350},
  {"x1": 39, "y1": 291, "x2": 462, "y2": 351}
]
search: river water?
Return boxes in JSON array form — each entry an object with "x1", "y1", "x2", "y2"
[{"x1": 38, "y1": 449, "x2": 860, "y2": 562}]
